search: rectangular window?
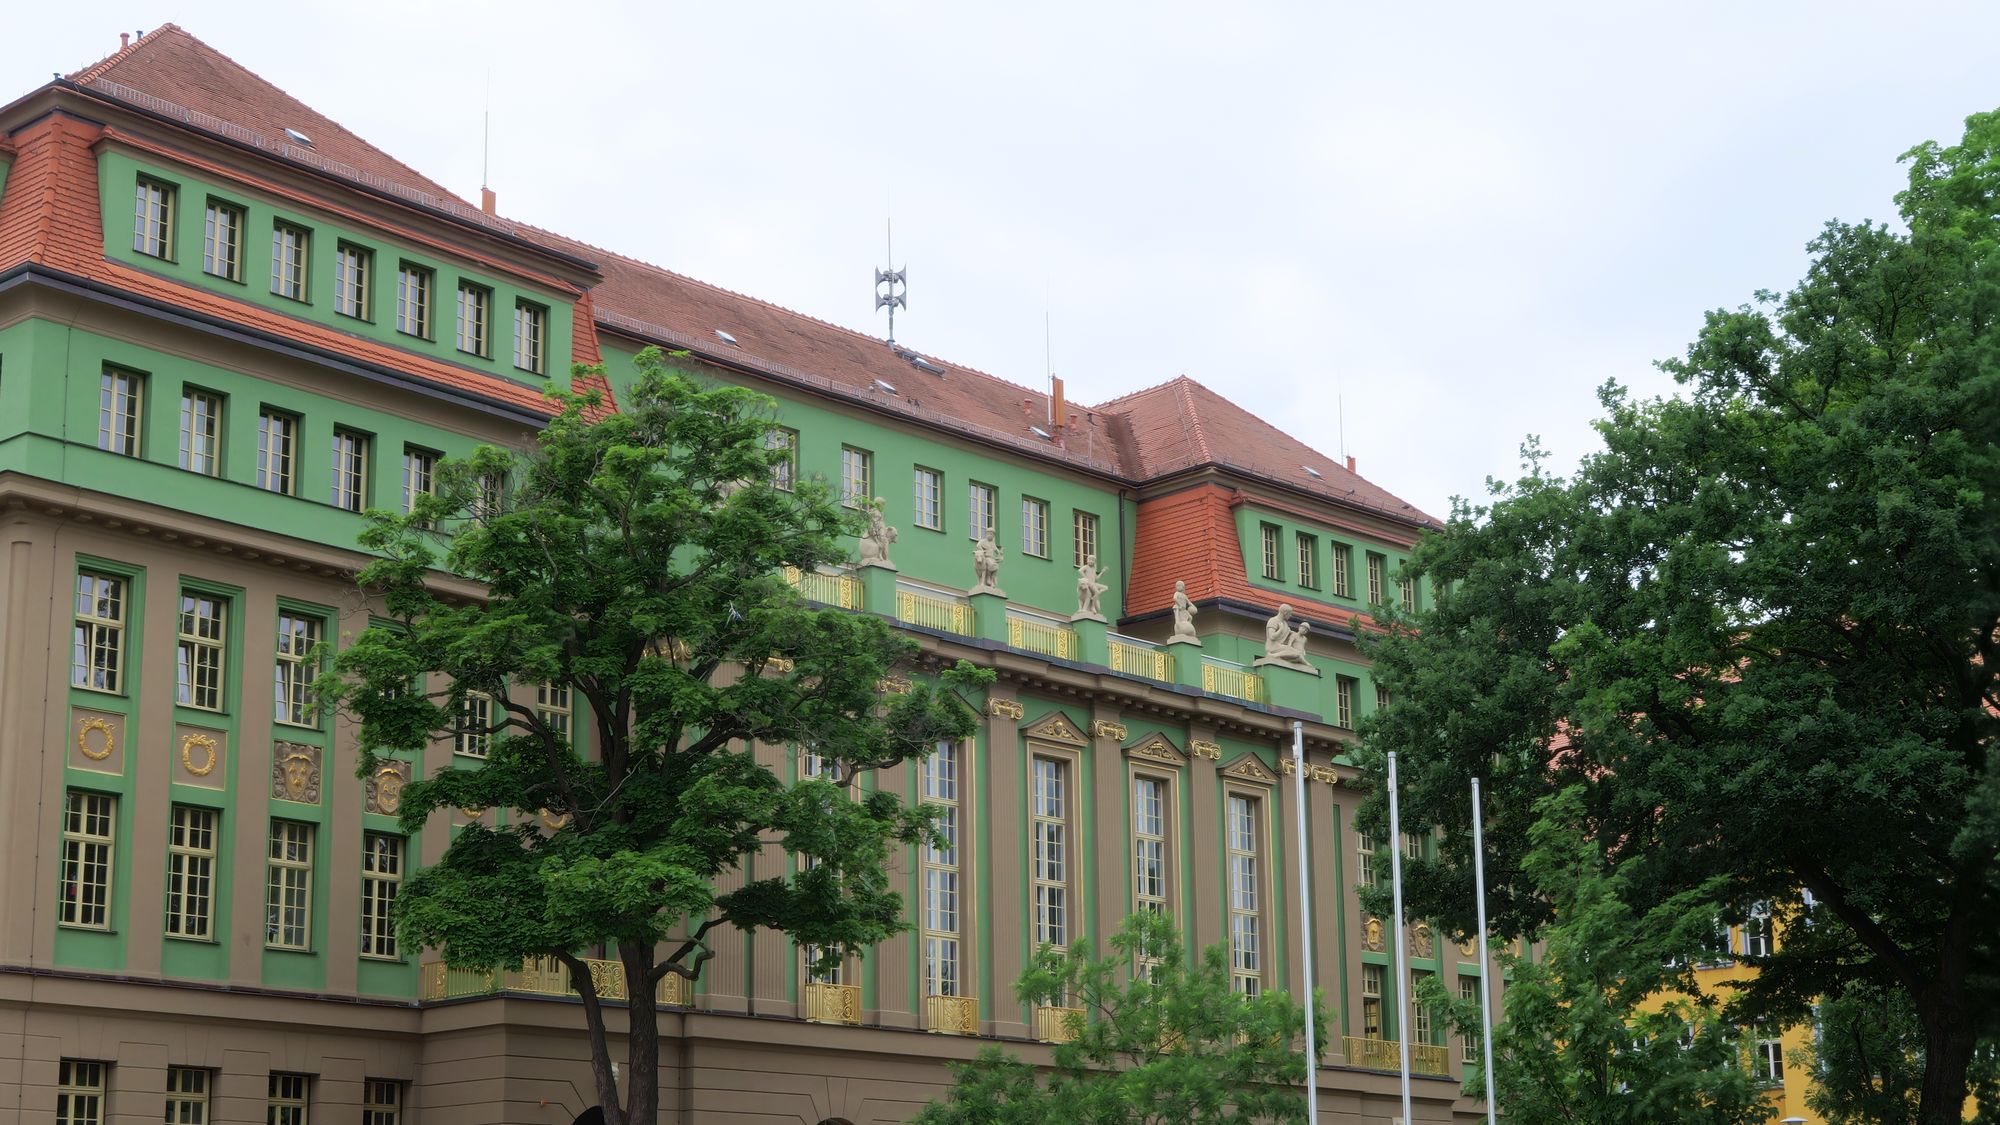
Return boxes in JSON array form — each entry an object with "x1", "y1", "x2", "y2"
[
  {"x1": 203, "y1": 200, "x2": 244, "y2": 280},
  {"x1": 1361, "y1": 963, "x2": 1385, "y2": 1039},
  {"x1": 331, "y1": 429, "x2": 369, "y2": 512},
  {"x1": 361, "y1": 832, "x2": 403, "y2": 960},
  {"x1": 134, "y1": 177, "x2": 175, "y2": 258},
  {"x1": 98, "y1": 367, "x2": 143, "y2": 456},
  {"x1": 402, "y1": 447, "x2": 436, "y2": 515},
  {"x1": 1133, "y1": 775, "x2": 1170, "y2": 917},
  {"x1": 1335, "y1": 675, "x2": 1356, "y2": 730},
  {"x1": 271, "y1": 223, "x2": 309, "y2": 301},
  {"x1": 362, "y1": 1080, "x2": 402, "y2": 1125},
  {"x1": 1412, "y1": 969, "x2": 1439, "y2": 1045},
  {"x1": 1227, "y1": 794, "x2": 1263, "y2": 995},
  {"x1": 1331, "y1": 542, "x2": 1352, "y2": 598},
  {"x1": 266, "y1": 821, "x2": 313, "y2": 949},
  {"x1": 274, "y1": 612, "x2": 321, "y2": 727},
  {"x1": 767, "y1": 428, "x2": 797, "y2": 491},
  {"x1": 1367, "y1": 552, "x2": 1386, "y2": 606},
  {"x1": 922, "y1": 741, "x2": 963, "y2": 998},
  {"x1": 913, "y1": 467, "x2": 943, "y2": 531},
  {"x1": 1404, "y1": 832, "x2": 1425, "y2": 861},
  {"x1": 72, "y1": 571, "x2": 127, "y2": 693},
  {"x1": 59, "y1": 791, "x2": 115, "y2": 929},
  {"x1": 1754, "y1": 1034, "x2": 1784, "y2": 1083},
  {"x1": 840, "y1": 446, "x2": 872, "y2": 506},
  {"x1": 453, "y1": 691, "x2": 492, "y2": 757},
  {"x1": 1400, "y1": 576, "x2": 1416, "y2": 613},
  {"x1": 536, "y1": 682, "x2": 572, "y2": 739},
  {"x1": 333, "y1": 242, "x2": 371, "y2": 319},
  {"x1": 179, "y1": 389, "x2": 222, "y2": 475},
  {"x1": 1376, "y1": 683, "x2": 1391, "y2": 712},
  {"x1": 476, "y1": 472, "x2": 506, "y2": 521},
  {"x1": 455, "y1": 281, "x2": 491, "y2": 356},
  {"x1": 1358, "y1": 826, "x2": 1382, "y2": 887},
  {"x1": 395, "y1": 263, "x2": 432, "y2": 337},
  {"x1": 176, "y1": 591, "x2": 226, "y2": 711},
  {"x1": 257, "y1": 410, "x2": 298, "y2": 495},
  {"x1": 1022, "y1": 497, "x2": 1049, "y2": 558},
  {"x1": 1031, "y1": 756, "x2": 1069, "y2": 946},
  {"x1": 513, "y1": 301, "x2": 547, "y2": 374},
  {"x1": 1459, "y1": 977, "x2": 1481, "y2": 1064},
  {"x1": 165, "y1": 805, "x2": 218, "y2": 939},
  {"x1": 267, "y1": 1073, "x2": 309, "y2": 1125},
  {"x1": 1297, "y1": 533, "x2": 1318, "y2": 588},
  {"x1": 968, "y1": 482, "x2": 996, "y2": 540},
  {"x1": 1260, "y1": 524, "x2": 1282, "y2": 580},
  {"x1": 57, "y1": 1060, "x2": 106, "y2": 1125},
  {"x1": 166, "y1": 1066, "x2": 210, "y2": 1125},
  {"x1": 1073, "y1": 511, "x2": 1099, "y2": 569},
  {"x1": 1743, "y1": 902, "x2": 1773, "y2": 958}
]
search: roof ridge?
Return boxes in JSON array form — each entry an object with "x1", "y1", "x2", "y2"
[
  {"x1": 1088, "y1": 373, "x2": 1192, "y2": 411},
  {"x1": 65, "y1": 23, "x2": 182, "y2": 84},
  {"x1": 1175, "y1": 376, "x2": 1213, "y2": 462}
]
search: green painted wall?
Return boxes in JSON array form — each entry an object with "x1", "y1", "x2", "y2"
[
  {"x1": 1234, "y1": 503, "x2": 1426, "y2": 614},
  {"x1": 158, "y1": 573, "x2": 247, "y2": 983},
  {"x1": 96, "y1": 150, "x2": 575, "y2": 392}
]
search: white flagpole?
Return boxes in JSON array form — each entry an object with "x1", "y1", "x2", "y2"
[
  {"x1": 1291, "y1": 721, "x2": 1320, "y2": 1125},
  {"x1": 1472, "y1": 777, "x2": 1498, "y2": 1125},
  {"x1": 1386, "y1": 752, "x2": 1413, "y2": 1123}
]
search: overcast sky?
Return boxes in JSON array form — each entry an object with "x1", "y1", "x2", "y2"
[{"x1": 9, "y1": 3, "x2": 1996, "y2": 518}]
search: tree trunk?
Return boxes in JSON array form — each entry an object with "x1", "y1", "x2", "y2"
[
  {"x1": 621, "y1": 939, "x2": 662, "y2": 1125},
  {"x1": 1914, "y1": 1005, "x2": 1975, "y2": 1125},
  {"x1": 559, "y1": 952, "x2": 623, "y2": 1125}
]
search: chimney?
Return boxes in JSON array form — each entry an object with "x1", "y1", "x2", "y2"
[
  {"x1": 1345, "y1": 455, "x2": 1357, "y2": 473},
  {"x1": 119, "y1": 32, "x2": 129, "y2": 49},
  {"x1": 480, "y1": 187, "x2": 497, "y2": 216},
  {"x1": 1022, "y1": 398, "x2": 1032, "y2": 416}
]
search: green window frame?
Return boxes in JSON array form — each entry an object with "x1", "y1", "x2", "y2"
[
  {"x1": 134, "y1": 176, "x2": 175, "y2": 259},
  {"x1": 271, "y1": 222, "x2": 310, "y2": 301},
  {"x1": 203, "y1": 199, "x2": 244, "y2": 280},
  {"x1": 333, "y1": 241, "x2": 372, "y2": 320}
]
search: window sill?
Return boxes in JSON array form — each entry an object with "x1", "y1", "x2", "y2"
[
  {"x1": 165, "y1": 935, "x2": 220, "y2": 945},
  {"x1": 265, "y1": 944, "x2": 316, "y2": 955}
]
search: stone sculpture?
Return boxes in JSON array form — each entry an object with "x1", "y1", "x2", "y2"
[
  {"x1": 857, "y1": 501, "x2": 897, "y2": 569},
  {"x1": 1073, "y1": 554, "x2": 1107, "y2": 621},
  {"x1": 1255, "y1": 602, "x2": 1318, "y2": 672},
  {"x1": 1168, "y1": 579, "x2": 1200, "y2": 644},
  {"x1": 971, "y1": 531, "x2": 1005, "y2": 596}
]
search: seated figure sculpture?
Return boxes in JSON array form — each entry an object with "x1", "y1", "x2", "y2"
[{"x1": 1256, "y1": 603, "x2": 1317, "y2": 673}]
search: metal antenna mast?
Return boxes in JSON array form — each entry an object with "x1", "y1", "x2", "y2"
[{"x1": 875, "y1": 219, "x2": 906, "y2": 345}]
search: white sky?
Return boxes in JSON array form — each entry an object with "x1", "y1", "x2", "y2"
[{"x1": 9, "y1": 3, "x2": 1996, "y2": 519}]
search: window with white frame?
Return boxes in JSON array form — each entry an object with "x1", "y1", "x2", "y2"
[
  {"x1": 179, "y1": 389, "x2": 222, "y2": 476},
  {"x1": 257, "y1": 410, "x2": 298, "y2": 495},
  {"x1": 1742, "y1": 901, "x2": 1773, "y2": 957},
  {"x1": 165, "y1": 1066, "x2": 210, "y2": 1125},
  {"x1": 1459, "y1": 976, "x2": 1482, "y2": 1063},
  {"x1": 1331, "y1": 542, "x2": 1352, "y2": 598},
  {"x1": 60, "y1": 791, "x2": 116, "y2": 929},
  {"x1": 72, "y1": 571, "x2": 127, "y2": 692},
  {"x1": 395, "y1": 263, "x2": 432, "y2": 337},
  {"x1": 456, "y1": 281, "x2": 491, "y2": 356},
  {"x1": 1361, "y1": 963, "x2": 1386, "y2": 1038},
  {"x1": 1400, "y1": 576, "x2": 1416, "y2": 613},
  {"x1": 1412, "y1": 968, "x2": 1440, "y2": 1044},
  {"x1": 271, "y1": 223, "x2": 309, "y2": 301},
  {"x1": 331, "y1": 429, "x2": 369, "y2": 512},
  {"x1": 914, "y1": 466, "x2": 943, "y2": 530},
  {"x1": 968, "y1": 482, "x2": 996, "y2": 540},
  {"x1": 1335, "y1": 675, "x2": 1356, "y2": 729},
  {"x1": 266, "y1": 820, "x2": 313, "y2": 950},
  {"x1": 1031, "y1": 755, "x2": 1070, "y2": 946},
  {"x1": 98, "y1": 367, "x2": 143, "y2": 456},
  {"x1": 361, "y1": 832, "x2": 403, "y2": 959},
  {"x1": 767, "y1": 428, "x2": 797, "y2": 491},
  {"x1": 840, "y1": 446, "x2": 872, "y2": 506},
  {"x1": 134, "y1": 177, "x2": 175, "y2": 258},
  {"x1": 274, "y1": 613, "x2": 321, "y2": 727},
  {"x1": 1296, "y1": 532, "x2": 1318, "y2": 588},
  {"x1": 177, "y1": 591, "x2": 226, "y2": 711},
  {"x1": 1022, "y1": 497, "x2": 1050, "y2": 558},
  {"x1": 57, "y1": 1060, "x2": 107, "y2": 1125},
  {"x1": 362, "y1": 1080, "x2": 402, "y2": 1125},
  {"x1": 922, "y1": 741, "x2": 964, "y2": 998},
  {"x1": 334, "y1": 242, "x2": 371, "y2": 319},
  {"x1": 1358, "y1": 825, "x2": 1381, "y2": 887},
  {"x1": 1227, "y1": 793, "x2": 1263, "y2": 995},
  {"x1": 1260, "y1": 524, "x2": 1282, "y2": 580},
  {"x1": 203, "y1": 199, "x2": 243, "y2": 280},
  {"x1": 165, "y1": 804, "x2": 217, "y2": 939},
  {"x1": 1073, "y1": 511, "x2": 1099, "y2": 569},
  {"x1": 1754, "y1": 1032, "x2": 1784, "y2": 1084},
  {"x1": 401, "y1": 447, "x2": 437, "y2": 515},
  {"x1": 536, "y1": 681, "x2": 572, "y2": 739},
  {"x1": 1133, "y1": 774, "x2": 1170, "y2": 917},
  {"x1": 453, "y1": 691, "x2": 493, "y2": 757},
  {"x1": 513, "y1": 300, "x2": 547, "y2": 374},
  {"x1": 267, "y1": 1073, "x2": 309, "y2": 1125}
]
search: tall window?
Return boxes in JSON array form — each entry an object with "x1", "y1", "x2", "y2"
[
  {"x1": 1361, "y1": 963, "x2": 1385, "y2": 1038},
  {"x1": 395, "y1": 263, "x2": 432, "y2": 337},
  {"x1": 1400, "y1": 576, "x2": 1416, "y2": 613},
  {"x1": 134, "y1": 177, "x2": 175, "y2": 258},
  {"x1": 969, "y1": 482, "x2": 996, "y2": 540},
  {"x1": 1260, "y1": 524, "x2": 1282, "y2": 580},
  {"x1": 1022, "y1": 497, "x2": 1050, "y2": 558},
  {"x1": 513, "y1": 301, "x2": 547, "y2": 374},
  {"x1": 166, "y1": 1067, "x2": 210, "y2": 1125},
  {"x1": 1376, "y1": 683, "x2": 1391, "y2": 712},
  {"x1": 1227, "y1": 794, "x2": 1263, "y2": 995},
  {"x1": 266, "y1": 821, "x2": 314, "y2": 950},
  {"x1": 271, "y1": 223, "x2": 309, "y2": 301},
  {"x1": 331, "y1": 430, "x2": 369, "y2": 512},
  {"x1": 72, "y1": 571, "x2": 127, "y2": 692},
  {"x1": 800, "y1": 749, "x2": 843, "y2": 985},
  {"x1": 1742, "y1": 901, "x2": 1773, "y2": 957},
  {"x1": 57, "y1": 1060, "x2": 106, "y2": 1125},
  {"x1": 179, "y1": 389, "x2": 222, "y2": 475},
  {"x1": 1335, "y1": 675, "x2": 1356, "y2": 729},
  {"x1": 165, "y1": 805, "x2": 218, "y2": 938},
  {"x1": 840, "y1": 446, "x2": 872, "y2": 506},
  {"x1": 1754, "y1": 1032, "x2": 1784, "y2": 1084},
  {"x1": 767, "y1": 428, "x2": 797, "y2": 491},
  {"x1": 1133, "y1": 775, "x2": 1170, "y2": 916},
  {"x1": 455, "y1": 281, "x2": 491, "y2": 356},
  {"x1": 1331, "y1": 542, "x2": 1352, "y2": 598},
  {"x1": 177, "y1": 591, "x2": 226, "y2": 711},
  {"x1": 361, "y1": 832, "x2": 403, "y2": 960},
  {"x1": 1366, "y1": 552, "x2": 1386, "y2": 605},
  {"x1": 1031, "y1": 756, "x2": 1069, "y2": 947},
  {"x1": 913, "y1": 467, "x2": 943, "y2": 530},
  {"x1": 1296, "y1": 533, "x2": 1318, "y2": 588},
  {"x1": 203, "y1": 200, "x2": 243, "y2": 280},
  {"x1": 274, "y1": 613, "x2": 321, "y2": 727},
  {"x1": 1357, "y1": 826, "x2": 1380, "y2": 887},
  {"x1": 1404, "y1": 832, "x2": 1425, "y2": 861},
  {"x1": 362, "y1": 1080, "x2": 402, "y2": 1125},
  {"x1": 1412, "y1": 969, "x2": 1440, "y2": 1044},
  {"x1": 402, "y1": 447, "x2": 437, "y2": 514},
  {"x1": 257, "y1": 410, "x2": 298, "y2": 495},
  {"x1": 536, "y1": 682, "x2": 572, "y2": 739},
  {"x1": 453, "y1": 691, "x2": 492, "y2": 757},
  {"x1": 98, "y1": 368, "x2": 143, "y2": 456},
  {"x1": 333, "y1": 243, "x2": 371, "y2": 319},
  {"x1": 921, "y1": 742, "x2": 963, "y2": 998},
  {"x1": 267, "y1": 1073, "x2": 310, "y2": 1125},
  {"x1": 1073, "y1": 511, "x2": 1099, "y2": 569},
  {"x1": 476, "y1": 472, "x2": 506, "y2": 521},
  {"x1": 1458, "y1": 977, "x2": 1481, "y2": 1064},
  {"x1": 59, "y1": 791, "x2": 116, "y2": 929}
]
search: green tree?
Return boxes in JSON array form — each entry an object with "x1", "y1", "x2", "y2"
[
  {"x1": 1806, "y1": 980, "x2": 2000, "y2": 1125},
  {"x1": 914, "y1": 911, "x2": 1322, "y2": 1125},
  {"x1": 1361, "y1": 109, "x2": 2000, "y2": 1125},
  {"x1": 320, "y1": 348, "x2": 988, "y2": 1125}
]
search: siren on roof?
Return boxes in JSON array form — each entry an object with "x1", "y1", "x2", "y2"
[{"x1": 282, "y1": 127, "x2": 314, "y2": 148}]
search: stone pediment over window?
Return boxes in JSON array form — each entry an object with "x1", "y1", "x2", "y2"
[
  {"x1": 1021, "y1": 710, "x2": 1088, "y2": 747},
  {"x1": 1123, "y1": 732, "x2": 1187, "y2": 766},
  {"x1": 1220, "y1": 753, "x2": 1278, "y2": 786}
]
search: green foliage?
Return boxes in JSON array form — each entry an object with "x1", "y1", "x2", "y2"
[
  {"x1": 318, "y1": 348, "x2": 989, "y2": 1125},
  {"x1": 914, "y1": 912, "x2": 1322, "y2": 1125},
  {"x1": 1360, "y1": 109, "x2": 2000, "y2": 1125},
  {"x1": 1806, "y1": 981, "x2": 2000, "y2": 1125}
]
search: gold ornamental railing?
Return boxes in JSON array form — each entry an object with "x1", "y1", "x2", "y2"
[
  {"x1": 1200, "y1": 660, "x2": 1265, "y2": 703},
  {"x1": 803, "y1": 981, "x2": 862, "y2": 1025},
  {"x1": 1008, "y1": 615, "x2": 1078, "y2": 660},
  {"x1": 1108, "y1": 636, "x2": 1174, "y2": 682},
  {"x1": 785, "y1": 566, "x2": 863, "y2": 610},
  {"x1": 1033, "y1": 1004, "x2": 1085, "y2": 1043},
  {"x1": 897, "y1": 588, "x2": 973, "y2": 635},
  {"x1": 419, "y1": 956, "x2": 691, "y2": 1006},
  {"x1": 1343, "y1": 1036, "x2": 1451, "y2": 1077},
  {"x1": 924, "y1": 994, "x2": 980, "y2": 1035}
]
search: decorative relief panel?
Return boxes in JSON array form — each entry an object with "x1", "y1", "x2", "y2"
[
  {"x1": 1089, "y1": 719, "x2": 1128, "y2": 742},
  {"x1": 1123, "y1": 732, "x2": 1187, "y2": 766},
  {"x1": 1189, "y1": 739, "x2": 1223, "y2": 761},
  {"x1": 1021, "y1": 711, "x2": 1088, "y2": 747},
  {"x1": 69, "y1": 709, "x2": 124, "y2": 774},
  {"x1": 1363, "y1": 915, "x2": 1385, "y2": 952},
  {"x1": 1220, "y1": 753, "x2": 1279, "y2": 786},
  {"x1": 365, "y1": 759, "x2": 412, "y2": 815},
  {"x1": 1457, "y1": 937, "x2": 1479, "y2": 958},
  {"x1": 985, "y1": 697, "x2": 1025, "y2": 721},
  {"x1": 175, "y1": 726, "x2": 226, "y2": 789},
  {"x1": 271, "y1": 741, "x2": 321, "y2": 804},
  {"x1": 875, "y1": 675, "x2": 912, "y2": 695},
  {"x1": 1411, "y1": 923, "x2": 1435, "y2": 959},
  {"x1": 1278, "y1": 756, "x2": 1341, "y2": 785},
  {"x1": 539, "y1": 808, "x2": 573, "y2": 830}
]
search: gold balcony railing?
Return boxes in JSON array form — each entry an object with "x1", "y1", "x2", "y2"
[
  {"x1": 1108, "y1": 636, "x2": 1174, "y2": 682},
  {"x1": 1009, "y1": 615, "x2": 1079, "y2": 660},
  {"x1": 1033, "y1": 1004, "x2": 1085, "y2": 1043},
  {"x1": 785, "y1": 566, "x2": 863, "y2": 610},
  {"x1": 897, "y1": 588, "x2": 973, "y2": 634},
  {"x1": 419, "y1": 956, "x2": 692, "y2": 1006},
  {"x1": 1343, "y1": 1036, "x2": 1451, "y2": 1077},
  {"x1": 803, "y1": 981, "x2": 862, "y2": 1025},
  {"x1": 924, "y1": 993, "x2": 980, "y2": 1035},
  {"x1": 1201, "y1": 660, "x2": 1265, "y2": 703}
]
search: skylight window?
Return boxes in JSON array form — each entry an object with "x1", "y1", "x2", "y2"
[
  {"x1": 873, "y1": 379, "x2": 899, "y2": 395},
  {"x1": 1029, "y1": 425, "x2": 1054, "y2": 441},
  {"x1": 1303, "y1": 465, "x2": 1324, "y2": 479},
  {"x1": 911, "y1": 356, "x2": 947, "y2": 375},
  {"x1": 714, "y1": 329, "x2": 740, "y2": 347},
  {"x1": 283, "y1": 127, "x2": 314, "y2": 148}
]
